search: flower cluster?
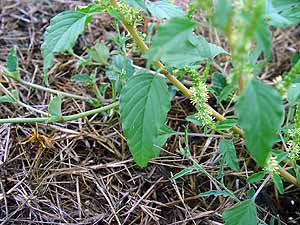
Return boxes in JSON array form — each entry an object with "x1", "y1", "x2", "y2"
[
  {"x1": 94, "y1": 0, "x2": 143, "y2": 25},
  {"x1": 185, "y1": 67, "x2": 214, "y2": 128},
  {"x1": 264, "y1": 156, "x2": 280, "y2": 173},
  {"x1": 287, "y1": 131, "x2": 300, "y2": 160},
  {"x1": 118, "y1": 1, "x2": 143, "y2": 25},
  {"x1": 275, "y1": 60, "x2": 300, "y2": 94},
  {"x1": 286, "y1": 103, "x2": 300, "y2": 160}
]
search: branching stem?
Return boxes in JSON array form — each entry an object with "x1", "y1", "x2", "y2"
[
  {"x1": 109, "y1": 0, "x2": 298, "y2": 186},
  {"x1": 0, "y1": 66, "x2": 96, "y2": 102},
  {"x1": 0, "y1": 101, "x2": 119, "y2": 124},
  {"x1": 0, "y1": 83, "x2": 48, "y2": 116}
]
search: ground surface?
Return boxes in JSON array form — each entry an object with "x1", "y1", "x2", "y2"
[{"x1": 0, "y1": 1, "x2": 300, "y2": 225}]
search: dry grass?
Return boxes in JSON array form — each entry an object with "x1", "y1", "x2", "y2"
[{"x1": 0, "y1": 1, "x2": 300, "y2": 224}]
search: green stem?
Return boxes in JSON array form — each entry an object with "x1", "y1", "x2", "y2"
[
  {"x1": 109, "y1": 0, "x2": 298, "y2": 186},
  {"x1": 0, "y1": 102, "x2": 119, "y2": 124},
  {"x1": 0, "y1": 83, "x2": 48, "y2": 116},
  {"x1": 92, "y1": 82, "x2": 103, "y2": 101},
  {"x1": 1, "y1": 66, "x2": 96, "y2": 102},
  {"x1": 19, "y1": 79, "x2": 94, "y2": 102},
  {"x1": 190, "y1": 157, "x2": 240, "y2": 202}
]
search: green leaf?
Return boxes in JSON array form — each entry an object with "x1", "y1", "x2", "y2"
[
  {"x1": 98, "y1": 83, "x2": 110, "y2": 95},
  {"x1": 264, "y1": 0, "x2": 294, "y2": 27},
  {"x1": 7, "y1": 47, "x2": 18, "y2": 73},
  {"x1": 210, "y1": 72, "x2": 227, "y2": 97},
  {"x1": 272, "y1": 173, "x2": 284, "y2": 194},
  {"x1": 213, "y1": 0, "x2": 232, "y2": 31},
  {"x1": 120, "y1": 73, "x2": 171, "y2": 167},
  {"x1": 186, "y1": 114, "x2": 202, "y2": 126},
  {"x1": 171, "y1": 166, "x2": 197, "y2": 180},
  {"x1": 236, "y1": 79, "x2": 284, "y2": 166},
  {"x1": 287, "y1": 83, "x2": 300, "y2": 105},
  {"x1": 155, "y1": 125, "x2": 175, "y2": 148},
  {"x1": 0, "y1": 90, "x2": 19, "y2": 103},
  {"x1": 247, "y1": 171, "x2": 266, "y2": 184},
  {"x1": 219, "y1": 139, "x2": 240, "y2": 172},
  {"x1": 107, "y1": 8, "x2": 122, "y2": 20},
  {"x1": 223, "y1": 199, "x2": 258, "y2": 225},
  {"x1": 146, "y1": 17, "x2": 226, "y2": 68},
  {"x1": 199, "y1": 190, "x2": 231, "y2": 198},
  {"x1": 146, "y1": 17, "x2": 197, "y2": 68},
  {"x1": 291, "y1": 52, "x2": 300, "y2": 66},
  {"x1": 42, "y1": 11, "x2": 91, "y2": 72},
  {"x1": 48, "y1": 95, "x2": 62, "y2": 117},
  {"x1": 267, "y1": 0, "x2": 300, "y2": 26},
  {"x1": 254, "y1": 19, "x2": 272, "y2": 58},
  {"x1": 75, "y1": 4, "x2": 102, "y2": 14},
  {"x1": 106, "y1": 55, "x2": 135, "y2": 93},
  {"x1": 71, "y1": 74, "x2": 93, "y2": 84},
  {"x1": 189, "y1": 35, "x2": 228, "y2": 60},
  {"x1": 106, "y1": 55, "x2": 135, "y2": 81},
  {"x1": 216, "y1": 118, "x2": 238, "y2": 131},
  {"x1": 179, "y1": 128, "x2": 191, "y2": 158},
  {"x1": 146, "y1": 1, "x2": 185, "y2": 19},
  {"x1": 123, "y1": 0, "x2": 148, "y2": 11},
  {"x1": 218, "y1": 84, "x2": 234, "y2": 102},
  {"x1": 87, "y1": 42, "x2": 110, "y2": 65},
  {"x1": 272, "y1": 150, "x2": 288, "y2": 163},
  {"x1": 292, "y1": 160, "x2": 300, "y2": 185}
]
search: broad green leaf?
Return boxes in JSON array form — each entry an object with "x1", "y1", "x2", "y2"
[
  {"x1": 291, "y1": 52, "x2": 300, "y2": 66},
  {"x1": 106, "y1": 55, "x2": 135, "y2": 93},
  {"x1": 272, "y1": 150, "x2": 288, "y2": 163},
  {"x1": 189, "y1": 35, "x2": 228, "y2": 60},
  {"x1": 219, "y1": 139, "x2": 240, "y2": 172},
  {"x1": 42, "y1": 11, "x2": 91, "y2": 72},
  {"x1": 0, "y1": 90, "x2": 18, "y2": 103},
  {"x1": 254, "y1": 19, "x2": 272, "y2": 59},
  {"x1": 223, "y1": 199, "x2": 258, "y2": 225},
  {"x1": 7, "y1": 47, "x2": 18, "y2": 72},
  {"x1": 120, "y1": 73, "x2": 171, "y2": 167},
  {"x1": 146, "y1": 17, "x2": 226, "y2": 68},
  {"x1": 106, "y1": 55, "x2": 134, "y2": 81},
  {"x1": 236, "y1": 79, "x2": 284, "y2": 166},
  {"x1": 199, "y1": 190, "x2": 231, "y2": 198},
  {"x1": 171, "y1": 166, "x2": 197, "y2": 180},
  {"x1": 71, "y1": 74, "x2": 93, "y2": 84},
  {"x1": 218, "y1": 84, "x2": 234, "y2": 102},
  {"x1": 287, "y1": 83, "x2": 300, "y2": 105},
  {"x1": 216, "y1": 118, "x2": 238, "y2": 131},
  {"x1": 272, "y1": 173, "x2": 284, "y2": 194},
  {"x1": 75, "y1": 4, "x2": 102, "y2": 14},
  {"x1": 186, "y1": 114, "x2": 202, "y2": 126},
  {"x1": 87, "y1": 43, "x2": 110, "y2": 65},
  {"x1": 210, "y1": 72, "x2": 227, "y2": 97},
  {"x1": 48, "y1": 95, "x2": 62, "y2": 117},
  {"x1": 264, "y1": 0, "x2": 294, "y2": 27},
  {"x1": 146, "y1": 17, "x2": 197, "y2": 68},
  {"x1": 213, "y1": 0, "x2": 232, "y2": 31},
  {"x1": 154, "y1": 125, "x2": 175, "y2": 148},
  {"x1": 247, "y1": 171, "x2": 266, "y2": 184},
  {"x1": 146, "y1": 1, "x2": 185, "y2": 19},
  {"x1": 123, "y1": 0, "x2": 148, "y2": 11},
  {"x1": 271, "y1": 0, "x2": 300, "y2": 24}
]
